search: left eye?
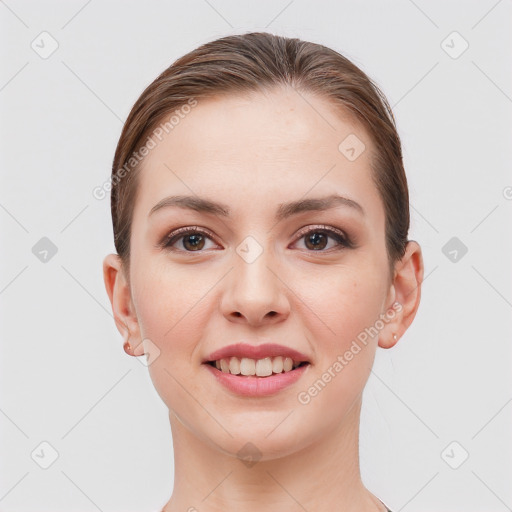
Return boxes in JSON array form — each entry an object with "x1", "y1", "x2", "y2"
[
  {"x1": 292, "y1": 226, "x2": 350, "y2": 252},
  {"x1": 161, "y1": 226, "x2": 350, "y2": 253}
]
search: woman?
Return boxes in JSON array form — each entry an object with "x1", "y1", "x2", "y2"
[{"x1": 103, "y1": 32, "x2": 423, "y2": 512}]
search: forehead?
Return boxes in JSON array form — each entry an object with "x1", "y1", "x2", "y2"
[{"x1": 133, "y1": 86, "x2": 383, "y2": 221}]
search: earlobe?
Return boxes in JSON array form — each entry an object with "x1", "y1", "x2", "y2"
[
  {"x1": 379, "y1": 241, "x2": 424, "y2": 349},
  {"x1": 102, "y1": 253, "x2": 143, "y2": 355}
]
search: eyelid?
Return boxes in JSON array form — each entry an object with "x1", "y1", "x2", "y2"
[{"x1": 293, "y1": 224, "x2": 349, "y2": 243}]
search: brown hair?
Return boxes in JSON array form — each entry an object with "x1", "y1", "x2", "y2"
[{"x1": 110, "y1": 31, "x2": 409, "y2": 277}]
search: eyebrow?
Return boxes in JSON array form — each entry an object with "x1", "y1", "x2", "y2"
[{"x1": 149, "y1": 193, "x2": 365, "y2": 221}]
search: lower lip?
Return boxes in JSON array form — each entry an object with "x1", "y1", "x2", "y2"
[{"x1": 203, "y1": 363, "x2": 310, "y2": 397}]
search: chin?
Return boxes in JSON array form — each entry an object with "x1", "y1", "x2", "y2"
[{"x1": 206, "y1": 416, "x2": 318, "y2": 462}]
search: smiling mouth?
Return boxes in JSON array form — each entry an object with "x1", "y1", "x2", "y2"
[{"x1": 205, "y1": 356, "x2": 310, "y2": 378}]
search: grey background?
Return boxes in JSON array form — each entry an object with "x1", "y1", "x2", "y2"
[{"x1": 1, "y1": 1, "x2": 511, "y2": 511}]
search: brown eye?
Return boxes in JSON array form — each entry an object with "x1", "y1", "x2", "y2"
[
  {"x1": 304, "y1": 231, "x2": 329, "y2": 250},
  {"x1": 181, "y1": 233, "x2": 206, "y2": 251},
  {"x1": 163, "y1": 228, "x2": 218, "y2": 252},
  {"x1": 294, "y1": 226, "x2": 351, "y2": 252}
]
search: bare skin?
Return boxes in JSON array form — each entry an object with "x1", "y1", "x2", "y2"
[{"x1": 103, "y1": 85, "x2": 423, "y2": 512}]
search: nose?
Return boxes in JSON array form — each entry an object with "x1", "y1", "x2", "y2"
[{"x1": 220, "y1": 248, "x2": 290, "y2": 327}]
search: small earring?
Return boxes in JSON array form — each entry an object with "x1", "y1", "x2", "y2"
[
  {"x1": 121, "y1": 323, "x2": 133, "y2": 355},
  {"x1": 123, "y1": 340, "x2": 132, "y2": 355},
  {"x1": 393, "y1": 333, "x2": 398, "y2": 341}
]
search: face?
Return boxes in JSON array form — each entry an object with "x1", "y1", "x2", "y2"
[{"x1": 118, "y1": 86, "x2": 400, "y2": 459}]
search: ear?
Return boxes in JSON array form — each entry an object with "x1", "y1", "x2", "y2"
[
  {"x1": 102, "y1": 253, "x2": 144, "y2": 356},
  {"x1": 379, "y1": 240, "x2": 424, "y2": 348}
]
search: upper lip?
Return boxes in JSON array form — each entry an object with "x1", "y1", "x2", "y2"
[{"x1": 203, "y1": 343, "x2": 310, "y2": 363}]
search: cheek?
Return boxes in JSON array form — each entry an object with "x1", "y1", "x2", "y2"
[
  {"x1": 131, "y1": 264, "x2": 209, "y2": 420},
  {"x1": 294, "y1": 262, "x2": 387, "y2": 349},
  {"x1": 132, "y1": 260, "x2": 211, "y2": 343},
  {"x1": 130, "y1": 258, "x2": 217, "y2": 371},
  {"x1": 292, "y1": 269, "x2": 385, "y2": 424}
]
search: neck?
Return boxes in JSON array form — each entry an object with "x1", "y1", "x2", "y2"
[{"x1": 161, "y1": 398, "x2": 386, "y2": 512}]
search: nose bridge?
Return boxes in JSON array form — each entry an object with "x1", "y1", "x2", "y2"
[{"x1": 222, "y1": 234, "x2": 289, "y2": 324}]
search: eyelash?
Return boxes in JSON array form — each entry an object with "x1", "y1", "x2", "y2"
[{"x1": 160, "y1": 225, "x2": 353, "y2": 253}]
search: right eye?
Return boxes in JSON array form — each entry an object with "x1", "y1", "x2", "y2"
[{"x1": 161, "y1": 227, "x2": 221, "y2": 252}]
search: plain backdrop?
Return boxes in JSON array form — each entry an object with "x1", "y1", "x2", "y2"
[{"x1": 1, "y1": 1, "x2": 511, "y2": 511}]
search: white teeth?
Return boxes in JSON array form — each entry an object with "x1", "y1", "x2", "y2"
[
  {"x1": 240, "y1": 358, "x2": 255, "y2": 376},
  {"x1": 272, "y1": 356, "x2": 283, "y2": 374},
  {"x1": 212, "y1": 355, "x2": 306, "y2": 377},
  {"x1": 228, "y1": 357, "x2": 241, "y2": 375},
  {"x1": 255, "y1": 357, "x2": 273, "y2": 377}
]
